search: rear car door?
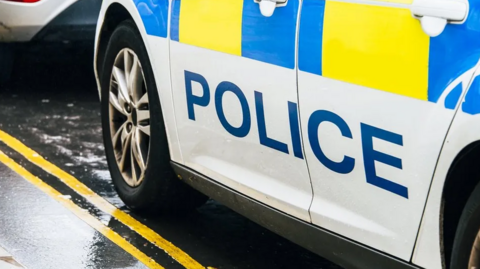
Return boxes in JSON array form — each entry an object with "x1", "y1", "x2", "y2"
[
  {"x1": 297, "y1": 0, "x2": 475, "y2": 260},
  {"x1": 168, "y1": 0, "x2": 313, "y2": 221}
]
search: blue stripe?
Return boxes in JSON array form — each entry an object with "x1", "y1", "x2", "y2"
[
  {"x1": 134, "y1": 0, "x2": 169, "y2": 38},
  {"x1": 170, "y1": 0, "x2": 181, "y2": 41},
  {"x1": 298, "y1": 0, "x2": 325, "y2": 75},
  {"x1": 462, "y1": 76, "x2": 480, "y2": 115},
  {"x1": 428, "y1": 0, "x2": 480, "y2": 103},
  {"x1": 241, "y1": 0, "x2": 298, "y2": 69},
  {"x1": 444, "y1": 83, "x2": 463, "y2": 110}
]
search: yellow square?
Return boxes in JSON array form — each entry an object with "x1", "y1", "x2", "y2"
[
  {"x1": 322, "y1": 1, "x2": 429, "y2": 100},
  {"x1": 179, "y1": 0, "x2": 243, "y2": 55}
]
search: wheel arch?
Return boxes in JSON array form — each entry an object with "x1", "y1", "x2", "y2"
[
  {"x1": 93, "y1": 0, "x2": 184, "y2": 163},
  {"x1": 413, "y1": 134, "x2": 480, "y2": 269},
  {"x1": 441, "y1": 141, "x2": 480, "y2": 267},
  {"x1": 94, "y1": 2, "x2": 134, "y2": 96},
  {"x1": 413, "y1": 65, "x2": 480, "y2": 269}
]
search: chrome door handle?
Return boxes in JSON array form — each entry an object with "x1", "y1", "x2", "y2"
[
  {"x1": 411, "y1": 0, "x2": 468, "y2": 37},
  {"x1": 255, "y1": 0, "x2": 287, "y2": 17}
]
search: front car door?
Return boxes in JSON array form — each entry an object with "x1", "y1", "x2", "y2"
[
  {"x1": 168, "y1": 0, "x2": 313, "y2": 221},
  {"x1": 297, "y1": 0, "x2": 476, "y2": 260}
]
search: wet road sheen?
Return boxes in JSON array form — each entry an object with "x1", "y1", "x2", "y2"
[
  {"x1": 0, "y1": 163, "x2": 146, "y2": 269},
  {"x1": 0, "y1": 45, "x2": 342, "y2": 269}
]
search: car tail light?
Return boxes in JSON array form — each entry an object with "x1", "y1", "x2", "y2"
[{"x1": 5, "y1": 0, "x2": 41, "y2": 2}]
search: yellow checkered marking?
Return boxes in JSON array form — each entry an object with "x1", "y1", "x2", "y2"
[
  {"x1": 179, "y1": 0, "x2": 243, "y2": 55},
  {"x1": 322, "y1": 1, "x2": 430, "y2": 100}
]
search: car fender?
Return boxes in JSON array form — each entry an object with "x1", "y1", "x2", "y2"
[{"x1": 413, "y1": 60, "x2": 480, "y2": 268}]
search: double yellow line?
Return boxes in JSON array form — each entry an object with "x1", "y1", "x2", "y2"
[{"x1": 0, "y1": 129, "x2": 207, "y2": 269}]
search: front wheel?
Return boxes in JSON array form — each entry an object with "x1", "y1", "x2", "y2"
[
  {"x1": 100, "y1": 20, "x2": 207, "y2": 214},
  {"x1": 450, "y1": 181, "x2": 480, "y2": 268}
]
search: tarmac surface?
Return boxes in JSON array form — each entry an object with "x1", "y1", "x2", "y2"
[{"x1": 0, "y1": 43, "x2": 342, "y2": 269}]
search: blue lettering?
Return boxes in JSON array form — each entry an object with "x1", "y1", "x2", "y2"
[
  {"x1": 255, "y1": 91, "x2": 289, "y2": 154},
  {"x1": 288, "y1": 101, "x2": 304, "y2": 159},
  {"x1": 215, "y1": 81, "x2": 251, "y2": 138},
  {"x1": 308, "y1": 110, "x2": 355, "y2": 174},
  {"x1": 185, "y1": 71, "x2": 210, "y2": 120},
  {"x1": 360, "y1": 123, "x2": 408, "y2": 198},
  {"x1": 184, "y1": 71, "x2": 408, "y2": 198}
]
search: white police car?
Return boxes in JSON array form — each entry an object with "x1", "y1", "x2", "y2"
[{"x1": 94, "y1": 0, "x2": 480, "y2": 268}]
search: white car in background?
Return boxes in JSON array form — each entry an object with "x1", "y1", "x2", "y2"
[{"x1": 0, "y1": 0, "x2": 101, "y2": 85}]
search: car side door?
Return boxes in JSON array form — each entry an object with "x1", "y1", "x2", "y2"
[
  {"x1": 168, "y1": 0, "x2": 313, "y2": 221},
  {"x1": 297, "y1": 0, "x2": 474, "y2": 260}
]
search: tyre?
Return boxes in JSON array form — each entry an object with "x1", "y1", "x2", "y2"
[
  {"x1": 0, "y1": 44, "x2": 14, "y2": 87},
  {"x1": 450, "y1": 181, "x2": 480, "y2": 268},
  {"x1": 100, "y1": 20, "x2": 207, "y2": 214}
]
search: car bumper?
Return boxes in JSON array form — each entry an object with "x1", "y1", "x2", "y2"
[{"x1": 0, "y1": 0, "x2": 101, "y2": 42}]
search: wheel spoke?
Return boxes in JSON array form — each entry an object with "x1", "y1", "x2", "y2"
[
  {"x1": 119, "y1": 131, "x2": 132, "y2": 172},
  {"x1": 132, "y1": 129, "x2": 146, "y2": 171},
  {"x1": 112, "y1": 122, "x2": 127, "y2": 147},
  {"x1": 120, "y1": 124, "x2": 130, "y2": 145},
  {"x1": 137, "y1": 108, "x2": 150, "y2": 136},
  {"x1": 138, "y1": 93, "x2": 149, "y2": 106},
  {"x1": 137, "y1": 125, "x2": 150, "y2": 136},
  {"x1": 131, "y1": 156, "x2": 137, "y2": 184},
  {"x1": 109, "y1": 92, "x2": 127, "y2": 116},
  {"x1": 129, "y1": 56, "x2": 143, "y2": 102},
  {"x1": 130, "y1": 133, "x2": 139, "y2": 185},
  {"x1": 124, "y1": 50, "x2": 133, "y2": 87},
  {"x1": 112, "y1": 66, "x2": 131, "y2": 105},
  {"x1": 137, "y1": 110, "x2": 150, "y2": 122}
]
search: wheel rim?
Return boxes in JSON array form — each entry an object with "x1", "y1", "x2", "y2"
[
  {"x1": 108, "y1": 48, "x2": 150, "y2": 187},
  {"x1": 469, "y1": 230, "x2": 480, "y2": 268}
]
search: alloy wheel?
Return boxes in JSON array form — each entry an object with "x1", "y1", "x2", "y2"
[{"x1": 108, "y1": 48, "x2": 150, "y2": 187}]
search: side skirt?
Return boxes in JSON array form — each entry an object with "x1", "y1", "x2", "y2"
[{"x1": 170, "y1": 162, "x2": 421, "y2": 269}]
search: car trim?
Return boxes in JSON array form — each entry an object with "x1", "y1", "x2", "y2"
[{"x1": 170, "y1": 161, "x2": 421, "y2": 269}]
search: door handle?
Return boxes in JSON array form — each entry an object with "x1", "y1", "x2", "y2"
[
  {"x1": 411, "y1": 0, "x2": 468, "y2": 37},
  {"x1": 254, "y1": 0, "x2": 287, "y2": 17}
]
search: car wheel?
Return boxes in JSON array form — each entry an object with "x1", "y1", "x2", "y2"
[
  {"x1": 450, "y1": 181, "x2": 480, "y2": 268},
  {"x1": 100, "y1": 20, "x2": 208, "y2": 214},
  {"x1": 0, "y1": 44, "x2": 14, "y2": 87}
]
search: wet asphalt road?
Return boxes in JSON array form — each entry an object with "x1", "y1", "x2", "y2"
[{"x1": 0, "y1": 44, "x2": 342, "y2": 269}]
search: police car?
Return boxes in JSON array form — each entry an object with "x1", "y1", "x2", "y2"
[{"x1": 94, "y1": 0, "x2": 480, "y2": 268}]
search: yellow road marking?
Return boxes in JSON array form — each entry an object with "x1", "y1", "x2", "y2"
[
  {"x1": 0, "y1": 129, "x2": 206, "y2": 269},
  {"x1": 0, "y1": 150, "x2": 164, "y2": 269}
]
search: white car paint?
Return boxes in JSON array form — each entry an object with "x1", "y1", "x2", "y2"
[
  {"x1": 299, "y1": 65, "x2": 478, "y2": 260},
  {"x1": 169, "y1": 43, "x2": 313, "y2": 222}
]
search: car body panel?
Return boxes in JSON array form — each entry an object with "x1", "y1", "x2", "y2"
[
  {"x1": 413, "y1": 64, "x2": 480, "y2": 269},
  {"x1": 167, "y1": 0, "x2": 313, "y2": 222},
  {"x1": 297, "y1": 0, "x2": 480, "y2": 260}
]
